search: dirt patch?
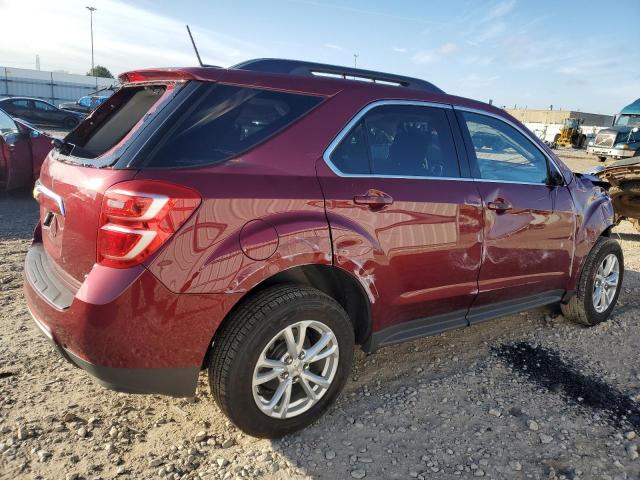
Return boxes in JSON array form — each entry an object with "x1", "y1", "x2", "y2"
[{"x1": 495, "y1": 342, "x2": 640, "y2": 430}]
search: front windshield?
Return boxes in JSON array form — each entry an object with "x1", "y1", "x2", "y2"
[{"x1": 615, "y1": 114, "x2": 640, "y2": 127}]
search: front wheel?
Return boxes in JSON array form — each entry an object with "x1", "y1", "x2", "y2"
[
  {"x1": 208, "y1": 284, "x2": 354, "y2": 438},
  {"x1": 561, "y1": 237, "x2": 624, "y2": 326}
]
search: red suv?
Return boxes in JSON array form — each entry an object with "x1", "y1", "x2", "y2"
[{"x1": 24, "y1": 59, "x2": 623, "y2": 438}]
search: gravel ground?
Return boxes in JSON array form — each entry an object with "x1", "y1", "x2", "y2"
[{"x1": 1, "y1": 149, "x2": 639, "y2": 480}]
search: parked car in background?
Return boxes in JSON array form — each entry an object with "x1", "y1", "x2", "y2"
[
  {"x1": 0, "y1": 97, "x2": 85, "y2": 129},
  {"x1": 0, "y1": 108, "x2": 52, "y2": 191},
  {"x1": 59, "y1": 95, "x2": 109, "y2": 114},
  {"x1": 587, "y1": 98, "x2": 640, "y2": 162},
  {"x1": 25, "y1": 59, "x2": 623, "y2": 438}
]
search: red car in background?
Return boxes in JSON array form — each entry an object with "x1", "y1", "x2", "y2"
[{"x1": 0, "y1": 108, "x2": 52, "y2": 191}]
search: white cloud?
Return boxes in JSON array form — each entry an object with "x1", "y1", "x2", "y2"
[
  {"x1": 480, "y1": 0, "x2": 516, "y2": 23},
  {"x1": 392, "y1": 47, "x2": 407, "y2": 53},
  {"x1": 412, "y1": 51, "x2": 435, "y2": 64},
  {"x1": 439, "y1": 43, "x2": 458, "y2": 55},
  {"x1": 324, "y1": 44, "x2": 344, "y2": 51},
  {"x1": 0, "y1": 0, "x2": 261, "y2": 75},
  {"x1": 411, "y1": 43, "x2": 459, "y2": 65}
]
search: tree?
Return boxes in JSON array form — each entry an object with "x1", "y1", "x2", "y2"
[{"x1": 86, "y1": 65, "x2": 113, "y2": 78}]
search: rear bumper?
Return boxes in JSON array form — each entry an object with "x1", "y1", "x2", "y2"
[
  {"x1": 28, "y1": 306, "x2": 198, "y2": 396},
  {"x1": 24, "y1": 243, "x2": 242, "y2": 397}
]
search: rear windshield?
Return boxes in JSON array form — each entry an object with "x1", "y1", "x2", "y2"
[
  {"x1": 145, "y1": 83, "x2": 323, "y2": 168},
  {"x1": 65, "y1": 85, "x2": 170, "y2": 159}
]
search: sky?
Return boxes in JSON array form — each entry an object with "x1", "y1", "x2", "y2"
[{"x1": 0, "y1": 0, "x2": 638, "y2": 114}]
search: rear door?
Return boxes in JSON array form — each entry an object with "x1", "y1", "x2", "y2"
[
  {"x1": 317, "y1": 101, "x2": 483, "y2": 334},
  {"x1": 456, "y1": 109, "x2": 575, "y2": 317},
  {"x1": 0, "y1": 109, "x2": 32, "y2": 190},
  {"x1": 9, "y1": 99, "x2": 36, "y2": 123}
]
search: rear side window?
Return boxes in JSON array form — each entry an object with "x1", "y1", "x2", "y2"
[
  {"x1": 147, "y1": 84, "x2": 323, "y2": 168},
  {"x1": 329, "y1": 120, "x2": 370, "y2": 174},
  {"x1": 329, "y1": 103, "x2": 460, "y2": 178}
]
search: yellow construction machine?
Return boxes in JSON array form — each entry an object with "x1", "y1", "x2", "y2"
[{"x1": 553, "y1": 118, "x2": 587, "y2": 148}]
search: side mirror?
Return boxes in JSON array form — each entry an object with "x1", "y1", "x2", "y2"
[
  {"x1": 547, "y1": 169, "x2": 564, "y2": 187},
  {"x1": 633, "y1": 127, "x2": 639, "y2": 134},
  {"x1": 30, "y1": 129, "x2": 41, "y2": 139}
]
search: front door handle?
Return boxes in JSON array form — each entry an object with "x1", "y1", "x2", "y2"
[
  {"x1": 487, "y1": 199, "x2": 512, "y2": 212},
  {"x1": 354, "y1": 190, "x2": 394, "y2": 208}
]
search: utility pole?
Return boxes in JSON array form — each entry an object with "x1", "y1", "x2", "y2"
[
  {"x1": 86, "y1": 6, "x2": 97, "y2": 86},
  {"x1": 353, "y1": 53, "x2": 359, "y2": 69}
]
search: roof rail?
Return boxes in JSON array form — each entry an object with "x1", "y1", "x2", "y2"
[{"x1": 231, "y1": 58, "x2": 444, "y2": 94}]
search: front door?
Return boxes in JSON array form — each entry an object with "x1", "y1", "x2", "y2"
[
  {"x1": 456, "y1": 109, "x2": 575, "y2": 316},
  {"x1": 317, "y1": 101, "x2": 484, "y2": 335}
]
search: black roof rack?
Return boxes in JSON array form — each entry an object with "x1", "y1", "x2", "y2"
[{"x1": 231, "y1": 58, "x2": 444, "y2": 94}]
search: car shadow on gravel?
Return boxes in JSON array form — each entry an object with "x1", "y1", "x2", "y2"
[{"x1": 494, "y1": 342, "x2": 640, "y2": 430}]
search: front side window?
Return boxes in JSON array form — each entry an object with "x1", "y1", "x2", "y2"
[
  {"x1": 329, "y1": 103, "x2": 460, "y2": 178},
  {"x1": 34, "y1": 101, "x2": 55, "y2": 111},
  {"x1": 462, "y1": 112, "x2": 548, "y2": 184},
  {"x1": 79, "y1": 97, "x2": 92, "y2": 108},
  {"x1": 148, "y1": 84, "x2": 323, "y2": 168}
]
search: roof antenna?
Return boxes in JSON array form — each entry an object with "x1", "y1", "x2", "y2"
[{"x1": 186, "y1": 25, "x2": 204, "y2": 67}]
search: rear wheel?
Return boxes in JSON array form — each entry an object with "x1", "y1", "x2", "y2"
[
  {"x1": 63, "y1": 117, "x2": 79, "y2": 129},
  {"x1": 208, "y1": 284, "x2": 354, "y2": 438},
  {"x1": 561, "y1": 237, "x2": 624, "y2": 326}
]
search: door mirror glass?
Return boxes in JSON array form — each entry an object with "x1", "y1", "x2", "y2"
[{"x1": 30, "y1": 129, "x2": 41, "y2": 139}]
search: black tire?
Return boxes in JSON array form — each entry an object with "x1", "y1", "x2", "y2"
[
  {"x1": 598, "y1": 156, "x2": 607, "y2": 162},
  {"x1": 63, "y1": 117, "x2": 79, "y2": 129},
  {"x1": 208, "y1": 284, "x2": 354, "y2": 438},
  {"x1": 561, "y1": 237, "x2": 624, "y2": 326}
]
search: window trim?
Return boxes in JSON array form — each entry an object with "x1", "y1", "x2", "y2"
[
  {"x1": 455, "y1": 106, "x2": 566, "y2": 186},
  {"x1": 323, "y1": 100, "x2": 468, "y2": 181}
]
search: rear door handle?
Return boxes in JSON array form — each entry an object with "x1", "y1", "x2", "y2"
[
  {"x1": 487, "y1": 199, "x2": 512, "y2": 212},
  {"x1": 354, "y1": 190, "x2": 394, "y2": 208}
]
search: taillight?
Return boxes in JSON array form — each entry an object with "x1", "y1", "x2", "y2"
[{"x1": 97, "y1": 180, "x2": 201, "y2": 268}]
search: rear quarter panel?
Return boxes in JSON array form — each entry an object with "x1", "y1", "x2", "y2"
[{"x1": 141, "y1": 94, "x2": 346, "y2": 295}]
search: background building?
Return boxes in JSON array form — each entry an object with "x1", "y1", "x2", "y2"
[
  {"x1": 506, "y1": 108, "x2": 614, "y2": 143},
  {"x1": 0, "y1": 66, "x2": 118, "y2": 106}
]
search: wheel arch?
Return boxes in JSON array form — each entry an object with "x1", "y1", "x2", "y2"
[
  {"x1": 568, "y1": 194, "x2": 616, "y2": 290},
  {"x1": 202, "y1": 264, "x2": 372, "y2": 369}
]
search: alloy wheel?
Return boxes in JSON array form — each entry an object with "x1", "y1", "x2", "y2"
[
  {"x1": 592, "y1": 253, "x2": 620, "y2": 313},
  {"x1": 252, "y1": 320, "x2": 339, "y2": 419}
]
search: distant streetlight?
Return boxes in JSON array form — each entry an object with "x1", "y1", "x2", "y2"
[
  {"x1": 86, "y1": 6, "x2": 97, "y2": 78},
  {"x1": 353, "y1": 53, "x2": 359, "y2": 69}
]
